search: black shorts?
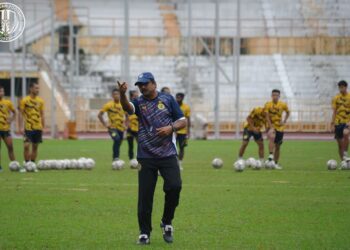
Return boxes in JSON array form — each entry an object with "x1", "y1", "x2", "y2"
[
  {"x1": 0, "y1": 130, "x2": 11, "y2": 139},
  {"x1": 274, "y1": 130, "x2": 284, "y2": 145},
  {"x1": 127, "y1": 128, "x2": 138, "y2": 138},
  {"x1": 243, "y1": 128, "x2": 262, "y2": 142},
  {"x1": 24, "y1": 130, "x2": 43, "y2": 144},
  {"x1": 335, "y1": 123, "x2": 349, "y2": 139},
  {"x1": 176, "y1": 134, "x2": 188, "y2": 148}
]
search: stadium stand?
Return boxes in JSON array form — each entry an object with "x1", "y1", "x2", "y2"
[{"x1": 1, "y1": 0, "x2": 350, "y2": 133}]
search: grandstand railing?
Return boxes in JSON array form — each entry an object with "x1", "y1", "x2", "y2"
[
  {"x1": 13, "y1": 6, "x2": 90, "y2": 50},
  {"x1": 0, "y1": 53, "x2": 38, "y2": 71},
  {"x1": 16, "y1": 6, "x2": 350, "y2": 49},
  {"x1": 76, "y1": 18, "x2": 350, "y2": 37},
  {"x1": 34, "y1": 54, "x2": 70, "y2": 104}
]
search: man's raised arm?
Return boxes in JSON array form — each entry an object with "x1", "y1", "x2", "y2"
[{"x1": 118, "y1": 81, "x2": 134, "y2": 114}]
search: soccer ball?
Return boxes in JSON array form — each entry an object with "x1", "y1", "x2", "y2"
[
  {"x1": 212, "y1": 158, "x2": 223, "y2": 169},
  {"x1": 42, "y1": 160, "x2": 49, "y2": 169},
  {"x1": 63, "y1": 159, "x2": 71, "y2": 169},
  {"x1": 112, "y1": 160, "x2": 125, "y2": 170},
  {"x1": 327, "y1": 159, "x2": 337, "y2": 170},
  {"x1": 45, "y1": 160, "x2": 53, "y2": 169},
  {"x1": 69, "y1": 159, "x2": 78, "y2": 169},
  {"x1": 85, "y1": 158, "x2": 95, "y2": 170},
  {"x1": 252, "y1": 159, "x2": 263, "y2": 170},
  {"x1": 77, "y1": 158, "x2": 87, "y2": 169},
  {"x1": 245, "y1": 157, "x2": 256, "y2": 168},
  {"x1": 25, "y1": 162, "x2": 37, "y2": 172},
  {"x1": 55, "y1": 160, "x2": 63, "y2": 170},
  {"x1": 37, "y1": 160, "x2": 45, "y2": 170},
  {"x1": 9, "y1": 161, "x2": 20, "y2": 171},
  {"x1": 49, "y1": 160, "x2": 57, "y2": 169},
  {"x1": 340, "y1": 160, "x2": 348, "y2": 170},
  {"x1": 265, "y1": 160, "x2": 276, "y2": 169},
  {"x1": 233, "y1": 159, "x2": 245, "y2": 172},
  {"x1": 130, "y1": 159, "x2": 139, "y2": 169}
]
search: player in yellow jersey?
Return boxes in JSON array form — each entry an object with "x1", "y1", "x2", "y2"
[
  {"x1": 19, "y1": 82, "x2": 45, "y2": 172},
  {"x1": 0, "y1": 85, "x2": 22, "y2": 172},
  {"x1": 98, "y1": 88, "x2": 126, "y2": 161},
  {"x1": 331, "y1": 80, "x2": 350, "y2": 161},
  {"x1": 264, "y1": 89, "x2": 290, "y2": 169},
  {"x1": 237, "y1": 106, "x2": 265, "y2": 163},
  {"x1": 175, "y1": 93, "x2": 191, "y2": 170},
  {"x1": 126, "y1": 90, "x2": 139, "y2": 162}
]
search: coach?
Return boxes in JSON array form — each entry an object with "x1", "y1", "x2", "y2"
[{"x1": 118, "y1": 72, "x2": 186, "y2": 245}]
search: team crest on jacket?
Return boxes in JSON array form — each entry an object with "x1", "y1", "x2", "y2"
[{"x1": 157, "y1": 101, "x2": 165, "y2": 110}]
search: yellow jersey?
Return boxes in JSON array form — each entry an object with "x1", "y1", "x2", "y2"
[
  {"x1": 332, "y1": 93, "x2": 350, "y2": 125},
  {"x1": 0, "y1": 99, "x2": 15, "y2": 131},
  {"x1": 101, "y1": 101, "x2": 126, "y2": 131},
  {"x1": 177, "y1": 103, "x2": 191, "y2": 135},
  {"x1": 264, "y1": 101, "x2": 289, "y2": 131},
  {"x1": 128, "y1": 114, "x2": 138, "y2": 132},
  {"x1": 19, "y1": 96, "x2": 45, "y2": 131},
  {"x1": 243, "y1": 107, "x2": 266, "y2": 131}
]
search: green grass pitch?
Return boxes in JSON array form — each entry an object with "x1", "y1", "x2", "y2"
[{"x1": 0, "y1": 139, "x2": 349, "y2": 249}]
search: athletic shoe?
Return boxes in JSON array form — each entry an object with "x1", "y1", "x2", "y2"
[
  {"x1": 19, "y1": 167, "x2": 26, "y2": 173},
  {"x1": 137, "y1": 234, "x2": 150, "y2": 245},
  {"x1": 343, "y1": 156, "x2": 350, "y2": 162},
  {"x1": 274, "y1": 164, "x2": 283, "y2": 170},
  {"x1": 160, "y1": 222, "x2": 174, "y2": 243}
]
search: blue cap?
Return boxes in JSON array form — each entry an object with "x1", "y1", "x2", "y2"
[{"x1": 135, "y1": 72, "x2": 155, "y2": 86}]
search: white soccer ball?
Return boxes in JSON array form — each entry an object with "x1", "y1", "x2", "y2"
[
  {"x1": 25, "y1": 162, "x2": 36, "y2": 172},
  {"x1": 63, "y1": 159, "x2": 71, "y2": 169},
  {"x1": 327, "y1": 159, "x2": 337, "y2": 170},
  {"x1": 212, "y1": 158, "x2": 223, "y2": 169},
  {"x1": 265, "y1": 160, "x2": 276, "y2": 169},
  {"x1": 48, "y1": 160, "x2": 56, "y2": 169},
  {"x1": 245, "y1": 157, "x2": 256, "y2": 168},
  {"x1": 77, "y1": 158, "x2": 87, "y2": 169},
  {"x1": 42, "y1": 160, "x2": 49, "y2": 169},
  {"x1": 9, "y1": 161, "x2": 20, "y2": 172},
  {"x1": 252, "y1": 159, "x2": 263, "y2": 170},
  {"x1": 69, "y1": 159, "x2": 78, "y2": 169},
  {"x1": 49, "y1": 160, "x2": 56, "y2": 169},
  {"x1": 130, "y1": 159, "x2": 139, "y2": 169},
  {"x1": 79, "y1": 157, "x2": 87, "y2": 162},
  {"x1": 85, "y1": 158, "x2": 95, "y2": 170},
  {"x1": 55, "y1": 160, "x2": 63, "y2": 170},
  {"x1": 37, "y1": 160, "x2": 45, "y2": 170},
  {"x1": 340, "y1": 160, "x2": 348, "y2": 170},
  {"x1": 233, "y1": 159, "x2": 245, "y2": 172},
  {"x1": 112, "y1": 159, "x2": 125, "y2": 170}
]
